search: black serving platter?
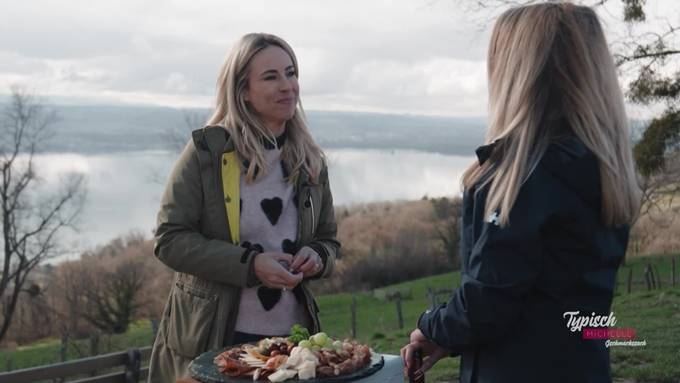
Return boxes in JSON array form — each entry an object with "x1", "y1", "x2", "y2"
[{"x1": 189, "y1": 347, "x2": 384, "y2": 383}]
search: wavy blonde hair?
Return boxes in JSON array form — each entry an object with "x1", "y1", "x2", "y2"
[
  {"x1": 207, "y1": 33, "x2": 325, "y2": 184},
  {"x1": 462, "y1": 2, "x2": 641, "y2": 227}
]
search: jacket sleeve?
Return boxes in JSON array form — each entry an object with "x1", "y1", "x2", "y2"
[
  {"x1": 154, "y1": 139, "x2": 259, "y2": 287},
  {"x1": 418, "y1": 164, "x2": 562, "y2": 353},
  {"x1": 307, "y1": 166, "x2": 341, "y2": 280}
]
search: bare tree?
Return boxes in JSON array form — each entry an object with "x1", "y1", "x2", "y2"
[
  {"x1": 79, "y1": 235, "x2": 152, "y2": 334},
  {"x1": 8, "y1": 280, "x2": 51, "y2": 344},
  {"x1": 0, "y1": 86, "x2": 86, "y2": 343},
  {"x1": 165, "y1": 109, "x2": 209, "y2": 153},
  {"x1": 430, "y1": 197, "x2": 463, "y2": 267},
  {"x1": 149, "y1": 109, "x2": 209, "y2": 186},
  {"x1": 81, "y1": 257, "x2": 149, "y2": 334},
  {"x1": 50, "y1": 260, "x2": 91, "y2": 337}
]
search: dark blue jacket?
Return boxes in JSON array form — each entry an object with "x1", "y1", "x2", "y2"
[{"x1": 418, "y1": 136, "x2": 629, "y2": 383}]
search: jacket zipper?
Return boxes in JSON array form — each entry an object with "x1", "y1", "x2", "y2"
[
  {"x1": 308, "y1": 189, "x2": 315, "y2": 233},
  {"x1": 307, "y1": 188, "x2": 321, "y2": 331},
  {"x1": 296, "y1": 187, "x2": 303, "y2": 244},
  {"x1": 298, "y1": 185, "x2": 320, "y2": 333}
]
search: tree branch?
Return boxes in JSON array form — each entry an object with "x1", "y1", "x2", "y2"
[
  {"x1": 0, "y1": 87, "x2": 86, "y2": 344},
  {"x1": 616, "y1": 50, "x2": 680, "y2": 65}
]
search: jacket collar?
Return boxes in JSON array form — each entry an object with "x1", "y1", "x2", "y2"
[
  {"x1": 262, "y1": 130, "x2": 288, "y2": 150},
  {"x1": 201, "y1": 125, "x2": 311, "y2": 187},
  {"x1": 195, "y1": 125, "x2": 234, "y2": 154},
  {"x1": 475, "y1": 139, "x2": 502, "y2": 165}
]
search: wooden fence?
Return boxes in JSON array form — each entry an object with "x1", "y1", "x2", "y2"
[
  {"x1": 620, "y1": 257, "x2": 677, "y2": 293},
  {"x1": 2, "y1": 257, "x2": 676, "y2": 381},
  {"x1": 0, "y1": 346, "x2": 151, "y2": 383},
  {"x1": 347, "y1": 257, "x2": 679, "y2": 337}
]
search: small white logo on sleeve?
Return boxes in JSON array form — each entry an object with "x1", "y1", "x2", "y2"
[{"x1": 487, "y1": 212, "x2": 500, "y2": 226}]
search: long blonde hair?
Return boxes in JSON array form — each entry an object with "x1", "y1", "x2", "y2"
[
  {"x1": 207, "y1": 33, "x2": 325, "y2": 184},
  {"x1": 462, "y1": 2, "x2": 641, "y2": 227}
]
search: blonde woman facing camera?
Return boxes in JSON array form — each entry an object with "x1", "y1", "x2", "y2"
[
  {"x1": 148, "y1": 34, "x2": 339, "y2": 382},
  {"x1": 402, "y1": 3, "x2": 640, "y2": 383}
]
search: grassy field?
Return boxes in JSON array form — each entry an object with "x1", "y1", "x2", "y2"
[
  {"x1": 0, "y1": 320, "x2": 154, "y2": 373},
  {"x1": 1, "y1": 253, "x2": 678, "y2": 382},
  {"x1": 618, "y1": 252, "x2": 679, "y2": 291}
]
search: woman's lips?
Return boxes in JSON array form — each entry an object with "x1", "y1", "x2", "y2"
[{"x1": 276, "y1": 97, "x2": 295, "y2": 105}]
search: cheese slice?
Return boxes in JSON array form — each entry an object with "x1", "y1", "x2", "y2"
[
  {"x1": 297, "y1": 361, "x2": 316, "y2": 380},
  {"x1": 267, "y1": 369, "x2": 297, "y2": 382}
]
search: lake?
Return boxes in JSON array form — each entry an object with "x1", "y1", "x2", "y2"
[{"x1": 28, "y1": 149, "x2": 475, "y2": 259}]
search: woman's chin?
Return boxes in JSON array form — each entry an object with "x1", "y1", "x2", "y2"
[{"x1": 282, "y1": 109, "x2": 296, "y2": 121}]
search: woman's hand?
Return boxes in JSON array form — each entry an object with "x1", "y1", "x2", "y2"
[
  {"x1": 290, "y1": 246, "x2": 323, "y2": 278},
  {"x1": 401, "y1": 329, "x2": 449, "y2": 374},
  {"x1": 253, "y1": 252, "x2": 303, "y2": 290}
]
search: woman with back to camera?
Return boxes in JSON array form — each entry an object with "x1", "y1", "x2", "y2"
[
  {"x1": 401, "y1": 3, "x2": 641, "y2": 383},
  {"x1": 148, "y1": 33, "x2": 340, "y2": 382}
]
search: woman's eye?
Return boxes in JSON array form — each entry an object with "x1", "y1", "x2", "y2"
[
  {"x1": 264, "y1": 75, "x2": 277, "y2": 81},
  {"x1": 286, "y1": 70, "x2": 296, "y2": 77}
]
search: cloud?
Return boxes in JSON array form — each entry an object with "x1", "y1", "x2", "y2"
[
  {"x1": 299, "y1": 57, "x2": 487, "y2": 115},
  {"x1": 0, "y1": 0, "x2": 491, "y2": 115},
  {"x1": 1, "y1": 0, "x2": 675, "y2": 117}
]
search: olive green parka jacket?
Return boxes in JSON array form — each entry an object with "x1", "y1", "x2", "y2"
[{"x1": 147, "y1": 126, "x2": 340, "y2": 382}]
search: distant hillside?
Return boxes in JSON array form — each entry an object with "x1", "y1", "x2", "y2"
[
  {"x1": 0, "y1": 103, "x2": 487, "y2": 155},
  {"x1": 307, "y1": 111, "x2": 486, "y2": 155}
]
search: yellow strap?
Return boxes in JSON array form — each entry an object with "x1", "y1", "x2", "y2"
[{"x1": 221, "y1": 151, "x2": 240, "y2": 244}]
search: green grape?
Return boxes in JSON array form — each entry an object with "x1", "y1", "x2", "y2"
[
  {"x1": 298, "y1": 340, "x2": 312, "y2": 349},
  {"x1": 311, "y1": 332, "x2": 329, "y2": 346}
]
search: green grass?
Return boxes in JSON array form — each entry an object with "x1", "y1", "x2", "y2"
[
  {"x1": 1, "y1": 253, "x2": 679, "y2": 382},
  {"x1": 315, "y1": 272, "x2": 461, "y2": 382},
  {"x1": 0, "y1": 320, "x2": 154, "y2": 372},
  {"x1": 617, "y1": 253, "x2": 679, "y2": 293},
  {"x1": 610, "y1": 288, "x2": 680, "y2": 383}
]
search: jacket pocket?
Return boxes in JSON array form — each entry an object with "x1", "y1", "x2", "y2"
[{"x1": 166, "y1": 283, "x2": 217, "y2": 358}]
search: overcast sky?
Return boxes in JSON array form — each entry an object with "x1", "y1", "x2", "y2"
[{"x1": 1, "y1": 0, "x2": 677, "y2": 117}]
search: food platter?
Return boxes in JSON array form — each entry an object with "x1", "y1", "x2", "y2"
[
  {"x1": 189, "y1": 347, "x2": 384, "y2": 383},
  {"x1": 188, "y1": 326, "x2": 385, "y2": 382}
]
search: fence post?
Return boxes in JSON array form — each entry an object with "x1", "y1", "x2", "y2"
[
  {"x1": 57, "y1": 333, "x2": 69, "y2": 383},
  {"x1": 427, "y1": 287, "x2": 437, "y2": 307},
  {"x1": 644, "y1": 264, "x2": 653, "y2": 290},
  {"x1": 653, "y1": 263, "x2": 662, "y2": 289},
  {"x1": 672, "y1": 257, "x2": 676, "y2": 287},
  {"x1": 395, "y1": 293, "x2": 404, "y2": 330},
  {"x1": 90, "y1": 331, "x2": 100, "y2": 356},
  {"x1": 90, "y1": 331, "x2": 100, "y2": 376},
  {"x1": 613, "y1": 270, "x2": 619, "y2": 294},
  {"x1": 627, "y1": 268, "x2": 633, "y2": 294},
  {"x1": 60, "y1": 333, "x2": 68, "y2": 362},
  {"x1": 125, "y1": 348, "x2": 141, "y2": 383},
  {"x1": 151, "y1": 318, "x2": 159, "y2": 340},
  {"x1": 350, "y1": 295, "x2": 357, "y2": 339},
  {"x1": 5, "y1": 357, "x2": 12, "y2": 372}
]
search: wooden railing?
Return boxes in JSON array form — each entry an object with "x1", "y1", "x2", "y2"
[{"x1": 0, "y1": 346, "x2": 151, "y2": 383}]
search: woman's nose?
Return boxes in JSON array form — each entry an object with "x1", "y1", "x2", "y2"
[{"x1": 279, "y1": 77, "x2": 294, "y2": 92}]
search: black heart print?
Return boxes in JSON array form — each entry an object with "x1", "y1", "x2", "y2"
[
  {"x1": 257, "y1": 286, "x2": 282, "y2": 311},
  {"x1": 260, "y1": 197, "x2": 283, "y2": 225}
]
